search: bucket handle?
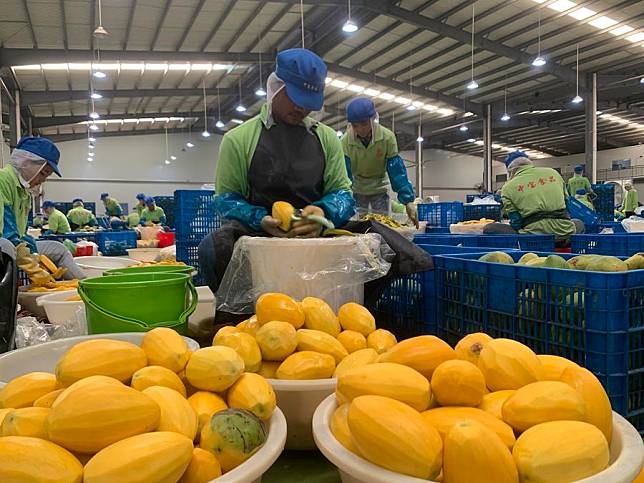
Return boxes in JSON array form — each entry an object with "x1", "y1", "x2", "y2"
[
  {"x1": 182, "y1": 281, "x2": 198, "y2": 320},
  {"x1": 78, "y1": 283, "x2": 149, "y2": 328}
]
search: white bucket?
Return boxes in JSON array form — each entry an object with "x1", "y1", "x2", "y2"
[
  {"x1": 268, "y1": 378, "x2": 336, "y2": 450},
  {"x1": 245, "y1": 237, "x2": 366, "y2": 313},
  {"x1": 36, "y1": 289, "x2": 84, "y2": 325},
  {"x1": 312, "y1": 395, "x2": 644, "y2": 483},
  {"x1": 75, "y1": 256, "x2": 140, "y2": 278}
]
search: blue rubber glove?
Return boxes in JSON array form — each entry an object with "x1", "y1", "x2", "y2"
[
  {"x1": 344, "y1": 155, "x2": 354, "y2": 182},
  {"x1": 509, "y1": 212, "x2": 522, "y2": 231},
  {"x1": 312, "y1": 189, "x2": 356, "y2": 228},
  {"x1": 21, "y1": 234, "x2": 39, "y2": 253},
  {"x1": 214, "y1": 192, "x2": 268, "y2": 232},
  {"x1": 386, "y1": 155, "x2": 415, "y2": 205}
]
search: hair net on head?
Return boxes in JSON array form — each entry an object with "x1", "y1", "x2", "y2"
[
  {"x1": 73, "y1": 200, "x2": 84, "y2": 207},
  {"x1": 9, "y1": 148, "x2": 49, "y2": 188},
  {"x1": 101, "y1": 192, "x2": 109, "y2": 199},
  {"x1": 265, "y1": 72, "x2": 286, "y2": 125},
  {"x1": 144, "y1": 196, "x2": 155, "y2": 205},
  {"x1": 507, "y1": 155, "x2": 533, "y2": 179}
]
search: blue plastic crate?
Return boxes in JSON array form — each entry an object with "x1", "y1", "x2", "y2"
[
  {"x1": 84, "y1": 202, "x2": 96, "y2": 215},
  {"x1": 463, "y1": 204, "x2": 502, "y2": 222},
  {"x1": 567, "y1": 196, "x2": 600, "y2": 232},
  {"x1": 434, "y1": 250, "x2": 644, "y2": 432},
  {"x1": 425, "y1": 227, "x2": 451, "y2": 234},
  {"x1": 95, "y1": 230, "x2": 137, "y2": 256},
  {"x1": 39, "y1": 232, "x2": 98, "y2": 244},
  {"x1": 592, "y1": 184, "x2": 615, "y2": 223},
  {"x1": 154, "y1": 196, "x2": 175, "y2": 228},
  {"x1": 413, "y1": 234, "x2": 555, "y2": 252},
  {"x1": 417, "y1": 202, "x2": 463, "y2": 227},
  {"x1": 176, "y1": 240, "x2": 206, "y2": 286},
  {"x1": 600, "y1": 221, "x2": 625, "y2": 233},
  {"x1": 175, "y1": 190, "x2": 220, "y2": 243},
  {"x1": 571, "y1": 234, "x2": 644, "y2": 257}
]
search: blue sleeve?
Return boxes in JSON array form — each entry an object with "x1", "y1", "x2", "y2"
[
  {"x1": 214, "y1": 192, "x2": 268, "y2": 232},
  {"x1": 509, "y1": 211, "x2": 522, "y2": 230},
  {"x1": 386, "y1": 155, "x2": 415, "y2": 205},
  {"x1": 159, "y1": 215, "x2": 167, "y2": 225},
  {"x1": 139, "y1": 217, "x2": 146, "y2": 226},
  {"x1": 313, "y1": 189, "x2": 356, "y2": 228},
  {"x1": 344, "y1": 155, "x2": 353, "y2": 182},
  {"x1": 3, "y1": 205, "x2": 21, "y2": 245}
]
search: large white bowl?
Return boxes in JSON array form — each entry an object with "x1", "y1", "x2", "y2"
[
  {"x1": 18, "y1": 288, "x2": 76, "y2": 319},
  {"x1": 36, "y1": 289, "x2": 84, "y2": 325},
  {"x1": 312, "y1": 394, "x2": 644, "y2": 483},
  {"x1": 75, "y1": 256, "x2": 140, "y2": 278},
  {"x1": 268, "y1": 378, "x2": 336, "y2": 450},
  {"x1": 0, "y1": 332, "x2": 200, "y2": 382},
  {"x1": 127, "y1": 248, "x2": 162, "y2": 262}
]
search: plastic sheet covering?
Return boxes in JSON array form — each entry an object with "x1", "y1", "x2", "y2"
[
  {"x1": 621, "y1": 217, "x2": 644, "y2": 233},
  {"x1": 15, "y1": 307, "x2": 87, "y2": 348},
  {"x1": 468, "y1": 195, "x2": 500, "y2": 205},
  {"x1": 216, "y1": 234, "x2": 393, "y2": 314},
  {"x1": 157, "y1": 245, "x2": 176, "y2": 261}
]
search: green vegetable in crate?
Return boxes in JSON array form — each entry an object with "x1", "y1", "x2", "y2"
[
  {"x1": 525, "y1": 257, "x2": 546, "y2": 267},
  {"x1": 517, "y1": 253, "x2": 539, "y2": 265},
  {"x1": 585, "y1": 256, "x2": 627, "y2": 272},
  {"x1": 625, "y1": 253, "x2": 644, "y2": 270},
  {"x1": 478, "y1": 252, "x2": 515, "y2": 264},
  {"x1": 543, "y1": 255, "x2": 568, "y2": 269}
]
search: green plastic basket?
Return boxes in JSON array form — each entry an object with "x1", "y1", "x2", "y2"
[
  {"x1": 79, "y1": 282, "x2": 197, "y2": 335},
  {"x1": 79, "y1": 273, "x2": 191, "y2": 323},
  {"x1": 103, "y1": 265, "x2": 195, "y2": 276}
]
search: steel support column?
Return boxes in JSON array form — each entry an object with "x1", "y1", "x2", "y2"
[
  {"x1": 585, "y1": 72, "x2": 598, "y2": 184},
  {"x1": 483, "y1": 104, "x2": 493, "y2": 193},
  {"x1": 14, "y1": 90, "x2": 20, "y2": 143}
]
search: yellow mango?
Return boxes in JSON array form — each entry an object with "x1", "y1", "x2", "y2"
[
  {"x1": 2, "y1": 407, "x2": 50, "y2": 438},
  {"x1": 537, "y1": 354, "x2": 579, "y2": 381},
  {"x1": 257, "y1": 361, "x2": 281, "y2": 379},
  {"x1": 179, "y1": 447, "x2": 222, "y2": 483},
  {"x1": 297, "y1": 329, "x2": 348, "y2": 364},
  {"x1": 454, "y1": 332, "x2": 493, "y2": 366},
  {"x1": 131, "y1": 365, "x2": 187, "y2": 396},
  {"x1": 143, "y1": 386, "x2": 199, "y2": 440},
  {"x1": 276, "y1": 351, "x2": 335, "y2": 380},
  {"x1": 338, "y1": 303, "x2": 376, "y2": 336},
  {"x1": 256, "y1": 292, "x2": 305, "y2": 328},
  {"x1": 478, "y1": 338, "x2": 544, "y2": 391},
  {"x1": 333, "y1": 348, "x2": 379, "y2": 378},
  {"x1": 431, "y1": 359, "x2": 487, "y2": 407},
  {"x1": 301, "y1": 297, "x2": 341, "y2": 336},
  {"x1": 185, "y1": 346, "x2": 244, "y2": 392},
  {"x1": 366, "y1": 329, "x2": 397, "y2": 354},
  {"x1": 188, "y1": 391, "x2": 228, "y2": 435},
  {"x1": 226, "y1": 373, "x2": 276, "y2": 421},
  {"x1": 0, "y1": 371, "x2": 58, "y2": 408},
  {"x1": 141, "y1": 327, "x2": 191, "y2": 373},
  {"x1": 379, "y1": 335, "x2": 456, "y2": 379},
  {"x1": 255, "y1": 321, "x2": 298, "y2": 361},
  {"x1": 33, "y1": 388, "x2": 65, "y2": 408},
  {"x1": 478, "y1": 390, "x2": 516, "y2": 420},
  {"x1": 336, "y1": 330, "x2": 367, "y2": 353},
  {"x1": 330, "y1": 403, "x2": 360, "y2": 454},
  {"x1": 215, "y1": 332, "x2": 262, "y2": 373}
]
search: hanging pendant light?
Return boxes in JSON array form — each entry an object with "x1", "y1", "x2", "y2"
[
  {"x1": 215, "y1": 86, "x2": 225, "y2": 129},
  {"x1": 572, "y1": 44, "x2": 583, "y2": 104},
  {"x1": 236, "y1": 77, "x2": 246, "y2": 112},
  {"x1": 255, "y1": 51, "x2": 266, "y2": 97},
  {"x1": 164, "y1": 127, "x2": 171, "y2": 164},
  {"x1": 202, "y1": 80, "x2": 211, "y2": 137},
  {"x1": 342, "y1": 0, "x2": 358, "y2": 32},
  {"x1": 532, "y1": 10, "x2": 546, "y2": 67},
  {"x1": 466, "y1": 6, "x2": 478, "y2": 90},
  {"x1": 93, "y1": 0, "x2": 110, "y2": 38},
  {"x1": 501, "y1": 83, "x2": 511, "y2": 121},
  {"x1": 459, "y1": 125, "x2": 469, "y2": 132}
]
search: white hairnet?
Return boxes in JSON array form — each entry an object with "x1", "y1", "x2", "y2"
[
  {"x1": 264, "y1": 72, "x2": 285, "y2": 128},
  {"x1": 9, "y1": 148, "x2": 48, "y2": 189},
  {"x1": 347, "y1": 113, "x2": 380, "y2": 145},
  {"x1": 507, "y1": 156, "x2": 533, "y2": 179}
]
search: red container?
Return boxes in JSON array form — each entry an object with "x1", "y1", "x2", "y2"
[
  {"x1": 157, "y1": 231, "x2": 175, "y2": 248},
  {"x1": 75, "y1": 245, "x2": 93, "y2": 257}
]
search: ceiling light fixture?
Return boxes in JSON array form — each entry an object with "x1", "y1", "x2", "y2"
[
  {"x1": 170, "y1": 155, "x2": 177, "y2": 160},
  {"x1": 88, "y1": 136, "x2": 96, "y2": 142},
  {"x1": 572, "y1": 44, "x2": 583, "y2": 104},
  {"x1": 87, "y1": 157, "x2": 93, "y2": 162},
  {"x1": 89, "y1": 124, "x2": 99, "y2": 131},
  {"x1": 186, "y1": 141, "x2": 195, "y2": 148},
  {"x1": 164, "y1": 127, "x2": 171, "y2": 165},
  {"x1": 501, "y1": 82, "x2": 511, "y2": 121},
  {"x1": 467, "y1": 5, "x2": 478, "y2": 90},
  {"x1": 342, "y1": 0, "x2": 358, "y2": 32},
  {"x1": 92, "y1": 69, "x2": 107, "y2": 79},
  {"x1": 236, "y1": 77, "x2": 246, "y2": 112},
  {"x1": 93, "y1": 0, "x2": 110, "y2": 38},
  {"x1": 459, "y1": 125, "x2": 469, "y2": 132},
  {"x1": 255, "y1": 50, "x2": 266, "y2": 96},
  {"x1": 202, "y1": 80, "x2": 211, "y2": 137},
  {"x1": 215, "y1": 86, "x2": 224, "y2": 129},
  {"x1": 640, "y1": 77, "x2": 644, "y2": 84},
  {"x1": 164, "y1": 159, "x2": 171, "y2": 165},
  {"x1": 89, "y1": 111, "x2": 100, "y2": 119},
  {"x1": 532, "y1": 10, "x2": 546, "y2": 66},
  {"x1": 90, "y1": 92, "x2": 102, "y2": 99},
  {"x1": 416, "y1": 135, "x2": 424, "y2": 143}
]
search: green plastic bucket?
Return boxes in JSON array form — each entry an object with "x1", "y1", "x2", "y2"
[
  {"x1": 79, "y1": 283, "x2": 196, "y2": 335},
  {"x1": 79, "y1": 273, "x2": 191, "y2": 324},
  {"x1": 103, "y1": 265, "x2": 195, "y2": 276}
]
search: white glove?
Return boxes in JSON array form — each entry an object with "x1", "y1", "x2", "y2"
[{"x1": 406, "y1": 203, "x2": 419, "y2": 229}]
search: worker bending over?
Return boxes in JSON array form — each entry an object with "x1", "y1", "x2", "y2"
[
  {"x1": 342, "y1": 97, "x2": 417, "y2": 227},
  {"x1": 100, "y1": 192, "x2": 122, "y2": 217},
  {"x1": 620, "y1": 182, "x2": 639, "y2": 218},
  {"x1": 140, "y1": 196, "x2": 166, "y2": 225},
  {"x1": 0, "y1": 137, "x2": 84, "y2": 279},
  {"x1": 42, "y1": 200, "x2": 70, "y2": 235},
  {"x1": 567, "y1": 164, "x2": 593, "y2": 197},
  {"x1": 67, "y1": 198, "x2": 97, "y2": 231}
]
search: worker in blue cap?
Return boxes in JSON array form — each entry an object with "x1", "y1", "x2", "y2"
[
  {"x1": 0, "y1": 136, "x2": 85, "y2": 279},
  {"x1": 135, "y1": 193, "x2": 146, "y2": 217},
  {"x1": 42, "y1": 200, "x2": 71, "y2": 235},
  {"x1": 100, "y1": 192, "x2": 122, "y2": 218},
  {"x1": 574, "y1": 188, "x2": 595, "y2": 211},
  {"x1": 567, "y1": 164, "x2": 593, "y2": 198},
  {"x1": 484, "y1": 151, "x2": 581, "y2": 245},
  {"x1": 342, "y1": 97, "x2": 417, "y2": 227},
  {"x1": 67, "y1": 198, "x2": 97, "y2": 230},
  {"x1": 198, "y1": 48, "x2": 431, "y2": 330},
  {"x1": 139, "y1": 196, "x2": 166, "y2": 225}
]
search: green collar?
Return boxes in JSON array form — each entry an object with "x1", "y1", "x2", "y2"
[{"x1": 259, "y1": 103, "x2": 318, "y2": 132}]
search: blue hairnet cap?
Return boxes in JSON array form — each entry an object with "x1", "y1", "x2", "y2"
[
  {"x1": 504, "y1": 150, "x2": 528, "y2": 168},
  {"x1": 16, "y1": 136, "x2": 61, "y2": 177},
  {"x1": 144, "y1": 196, "x2": 155, "y2": 205},
  {"x1": 42, "y1": 200, "x2": 55, "y2": 209},
  {"x1": 100, "y1": 192, "x2": 109, "y2": 199},
  {"x1": 136, "y1": 193, "x2": 146, "y2": 200},
  {"x1": 576, "y1": 189, "x2": 587, "y2": 195},
  {"x1": 346, "y1": 97, "x2": 377, "y2": 123},
  {"x1": 574, "y1": 164, "x2": 584, "y2": 173},
  {"x1": 72, "y1": 198, "x2": 82, "y2": 203},
  {"x1": 276, "y1": 48, "x2": 327, "y2": 111}
]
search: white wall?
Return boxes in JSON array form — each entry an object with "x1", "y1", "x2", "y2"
[
  {"x1": 43, "y1": 132, "x2": 222, "y2": 215},
  {"x1": 536, "y1": 145, "x2": 644, "y2": 173}
]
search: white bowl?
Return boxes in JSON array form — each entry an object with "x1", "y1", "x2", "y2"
[
  {"x1": 127, "y1": 248, "x2": 162, "y2": 262},
  {"x1": 36, "y1": 289, "x2": 84, "y2": 325},
  {"x1": 17, "y1": 287, "x2": 64, "y2": 319},
  {"x1": 75, "y1": 256, "x2": 140, "y2": 278},
  {"x1": 0, "y1": 332, "x2": 200, "y2": 382},
  {"x1": 211, "y1": 407, "x2": 287, "y2": 483},
  {"x1": 312, "y1": 395, "x2": 644, "y2": 483},
  {"x1": 268, "y1": 378, "x2": 336, "y2": 450}
]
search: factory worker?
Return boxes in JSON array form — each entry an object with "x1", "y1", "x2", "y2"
[
  {"x1": 100, "y1": 192, "x2": 122, "y2": 217},
  {"x1": 574, "y1": 189, "x2": 595, "y2": 211},
  {"x1": 139, "y1": 196, "x2": 166, "y2": 225},
  {"x1": 342, "y1": 97, "x2": 418, "y2": 227},
  {"x1": 67, "y1": 198, "x2": 97, "y2": 231},
  {"x1": 0, "y1": 136, "x2": 84, "y2": 278},
  {"x1": 620, "y1": 182, "x2": 639, "y2": 218},
  {"x1": 484, "y1": 151, "x2": 580, "y2": 245},
  {"x1": 32, "y1": 212, "x2": 43, "y2": 228},
  {"x1": 567, "y1": 164, "x2": 593, "y2": 197},
  {"x1": 42, "y1": 200, "x2": 71, "y2": 235},
  {"x1": 135, "y1": 193, "x2": 146, "y2": 217},
  {"x1": 198, "y1": 48, "x2": 431, "y2": 328}
]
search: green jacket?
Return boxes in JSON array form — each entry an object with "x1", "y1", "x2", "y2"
[
  {"x1": 67, "y1": 206, "x2": 97, "y2": 226},
  {"x1": 127, "y1": 212, "x2": 140, "y2": 228},
  {"x1": 140, "y1": 206, "x2": 165, "y2": 224},
  {"x1": 135, "y1": 202, "x2": 146, "y2": 217},
  {"x1": 103, "y1": 197, "x2": 122, "y2": 217},
  {"x1": 576, "y1": 195, "x2": 595, "y2": 211},
  {"x1": 502, "y1": 165, "x2": 576, "y2": 241},
  {"x1": 47, "y1": 208, "x2": 71, "y2": 234},
  {"x1": 0, "y1": 165, "x2": 31, "y2": 239},
  {"x1": 567, "y1": 174, "x2": 592, "y2": 196},
  {"x1": 622, "y1": 189, "x2": 639, "y2": 213}
]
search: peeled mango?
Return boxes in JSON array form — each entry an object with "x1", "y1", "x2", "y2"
[
  {"x1": 226, "y1": 373, "x2": 276, "y2": 421},
  {"x1": 257, "y1": 361, "x2": 281, "y2": 379},
  {"x1": 180, "y1": 447, "x2": 222, "y2": 483},
  {"x1": 200, "y1": 408, "x2": 267, "y2": 473},
  {"x1": 454, "y1": 332, "x2": 492, "y2": 366},
  {"x1": 333, "y1": 348, "x2": 378, "y2": 378},
  {"x1": 185, "y1": 346, "x2": 244, "y2": 392},
  {"x1": 83, "y1": 431, "x2": 193, "y2": 483},
  {"x1": 1, "y1": 407, "x2": 50, "y2": 438},
  {"x1": 297, "y1": 329, "x2": 348, "y2": 364},
  {"x1": 366, "y1": 329, "x2": 397, "y2": 354},
  {"x1": 337, "y1": 303, "x2": 376, "y2": 336},
  {"x1": 276, "y1": 351, "x2": 335, "y2": 380},
  {"x1": 140, "y1": 327, "x2": 191, "y2": 373},
  {"x1": 512, "y1": 420, "x2": 609, "y2": 483},
  {"x1": 0, "y1": 371, "x2": 58, "y2": 408},
  {"x1": 142, "y1": 385, "x2": 199, "y2": 440},
  {"x1": 255, "y1": 321, "x2": 298, "y2": 361},
  {"x1": 256, "y1": 292, "x2": 305, "y2": 328},
  {"x1": 502, "y1": 381, "x2": 587, "y2": 432},
  {"x1": 542, "y1": 254, "x2": 568, "y2": 269},
  {"x1": 213, "y1": 326, "x2": 239, "y2": 345},
  {"x1": 478, "y1": 252, "x2": 515, "y2": 264},
  {"x1": 55, "y1": 339, "x2": 147, "y2": 386},
  {"x1": 477, "y1": 390, "x2": 516, "y2": 420},
  {"x1": 625, "y1": 253, "x2": 644, "y2": 270},
  {"x1": 443, "y1": 420, "x2": 519, "y2": 483},
  {"x1": 585, "y1": 256, "x2": 628, "y2": 272},
  {"x1": 567, "y1": 255, "x2": 599, "y2": 270},
  {"x1": 517, "y1": 253, "x2": 539, "y2": 265},
  {"x1": 188, "y1": 391, "x2": 228, "y2": 435},
  {"x1": 301, "y1": 297, "x2": 341, "y2": 336},
  {"x1": 131, "y1": 365, "x2": 187, "y2": 396},
  {"x1": 272, "y1": 201, "x2": 295, "y2": 231},
  {"x1": 478, "y1": 338, "x2": 544, "y2": 391},
  {"x1": 431, "y1": 359, "x2": 487, "y2": 407},
  {"x1": 379, "y1": 335, "x2": 456, "y2": 379},
  {"x1": 215, "y1": 331, "x2": 262, "y2": 373},
  {"x1": 237, "y1": 316, "x2": 261, "y2": 337},
  {"x1": 0, "y1": 436, "x2": 83, "y2": 483},
  {"x1": 348, "y1": 395, "x2": 443, "y2": 479},
  {"x1": 336, "y1": 330, "x2": 367, "y2": 353},
  {"x1": 525, "y1": 257, "x2": 546, "y2": 267},
  {"x1": 537, "y1": 354, "x2": 579, "y2": 381},
  {"x1": 337, "y1": 362, "x2": 431, "y2": 411},
  {"x1": 330, "y1": 403, "x2": 359, "y2": 454},
  {"x1": 33, "y1": 388, "x2": 65, "y2": 408}
]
